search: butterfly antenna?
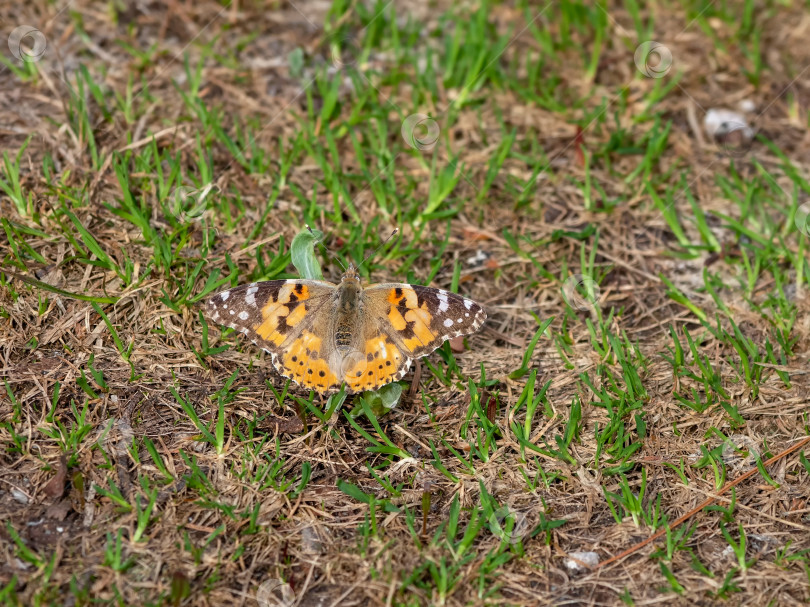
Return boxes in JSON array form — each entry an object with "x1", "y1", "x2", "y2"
[
  {"x1": 306, "y1": 224, "x2": 345, "y2": 270},
  {"x1": 358, "y1": 228, "x2": 399, "y2": 270}
]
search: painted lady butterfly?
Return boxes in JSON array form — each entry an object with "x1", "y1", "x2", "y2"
[{"x1": 205, "y1": 263, "x2": 486, "y2": 394}]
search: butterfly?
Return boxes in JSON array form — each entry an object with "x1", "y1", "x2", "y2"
[{"x1": 205, "y1": 263, "x2": 486, "y2": 394}]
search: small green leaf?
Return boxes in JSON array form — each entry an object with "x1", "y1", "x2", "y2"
[
  {"x1": 290, "y1": 227, "x2": 324, "y2": 280},
  {"x1": 288, "y1": 47, "x2": 305, "y2": 79},
  {"x1": 337, "y1": 478, "x2": 373, "y2": 503},
  {"x1": 324, "y1": 388, "x2": 347, "y2": 421},
  {"x1": 365, "y1": 383, "x2": 403, "y2": 416},
  {"x1": 348, "y1": 383, "x2": 403, "y2": 419}
]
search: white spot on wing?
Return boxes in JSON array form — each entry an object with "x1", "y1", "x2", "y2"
[
  {"x1": 246, "y1": 285, "x2": 258, "y2": 306},
  {"x1": 437, "y1": 291, "x2": 449, "y2": 312},
  {"x1": 443, "y1": 318, "x2": 454, "y2": 327},
  {"x1": 229, "y1": 309, "x2": 235, "y2": 315},
  {"x1": 464, "y1": 299, "x2": 473, "y2": 310},
  {"x1": 238, "y1": 311, "x2": 249, "y2": 320},
  {"x1": 221, "y1": 291, "x2": 229, "y2": 301}
]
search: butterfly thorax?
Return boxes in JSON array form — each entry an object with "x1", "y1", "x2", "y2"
[{"x1": 334, "y1": 266, "x2": 363, "y2": 350}]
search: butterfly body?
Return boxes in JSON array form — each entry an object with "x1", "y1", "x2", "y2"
[
  {"x1": 206, "y1": 264, "x2": 486, "y2": 394},
  {"x1": 333, "y1": 268, "x2": 362, "y2": 349}
]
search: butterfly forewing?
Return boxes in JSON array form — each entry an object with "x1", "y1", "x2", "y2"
[
  {"x1": 363, "y1": 283, "x2": 487, "y2": 358},
  {"x1": 206, "y1": 279, "x2": 333, "y2": 344}
]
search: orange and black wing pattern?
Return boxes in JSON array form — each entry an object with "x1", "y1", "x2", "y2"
[
  {"x1": 350, "y1": 284, "x2": 486, "y2": 391},
  {"x1": 206, "y1": 280, "x2": 344, "y2": 393}
]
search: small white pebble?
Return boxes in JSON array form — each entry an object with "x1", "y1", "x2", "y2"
[
  {"x1": 565, "y1": 551, "x2": 600, "y2": 572},
  {"x1": 739, "y1": 99, "x2": 756, "y2": 113},
  {"x1": 704, "y1": 108, "x2": 754, "y2": 140}
]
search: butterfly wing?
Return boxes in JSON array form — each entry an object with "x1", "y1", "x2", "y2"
[
  {"x1": 205, "y1": 279, "x2": 345, "y2": 393},
  {"x1": 338, "y1": 309, "x2": 413, "y2": 393},
  {"x1": 362, "y1": 282, "x2": 486, "y2": 363}
]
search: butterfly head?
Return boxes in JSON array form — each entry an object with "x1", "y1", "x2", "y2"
[{"x1": 341, "y1": 263, "x2": 360, "y2": 284}]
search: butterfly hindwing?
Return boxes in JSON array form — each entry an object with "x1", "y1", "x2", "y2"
[
  {"x1": 340, "y1": 322, "x2": 412, "y2": 393},
  {"x1": 364, "y1": 283, "x2": 487, "y2": 358}
]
